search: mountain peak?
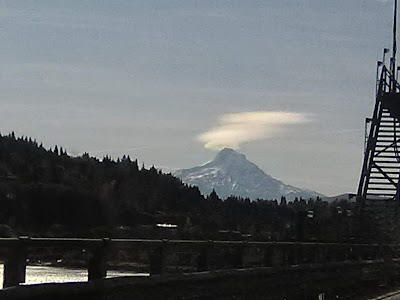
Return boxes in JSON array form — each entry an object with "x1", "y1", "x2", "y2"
[
  {"x1": 213, "y1": 148, "x2": 246, "y2": 163},
  {"x1": 174, "y1": 149, "x2": 324, "y2": 201}
]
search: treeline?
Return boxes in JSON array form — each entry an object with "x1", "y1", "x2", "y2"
[{"x1": 0, "y1": 132, "x2": 367, "y2": 242}]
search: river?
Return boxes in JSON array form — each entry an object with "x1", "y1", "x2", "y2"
[{"x1": 0, "y1": 264, "x2": 149, "y2": 289}]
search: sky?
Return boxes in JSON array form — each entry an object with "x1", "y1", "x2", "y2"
[{"x1": 0, "y1": 0, "x2": 396, "y2": 196}]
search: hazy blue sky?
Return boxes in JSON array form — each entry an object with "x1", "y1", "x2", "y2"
[{"x1": 0, "y1": 0, "x2": 396, "y2": 196}]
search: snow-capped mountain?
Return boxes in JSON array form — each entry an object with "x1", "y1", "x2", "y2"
[{"x1": 174, "y1": 148, "x2": 324, "y2": 201}]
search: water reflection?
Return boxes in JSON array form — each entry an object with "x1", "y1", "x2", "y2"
[{"x1": 0, "y1": 264, "x2": 149, "y2": 289}]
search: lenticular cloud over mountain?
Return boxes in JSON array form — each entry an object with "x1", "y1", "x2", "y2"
[{"x1": 198, "y1": 111, "x2": 311, "y2": 150}]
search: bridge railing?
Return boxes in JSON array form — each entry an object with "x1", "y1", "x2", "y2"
[{"x1": 0, "y1": 237, "x2": 395, "y2": 289}]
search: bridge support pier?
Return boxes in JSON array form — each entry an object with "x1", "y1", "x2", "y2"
[
  {"x1": 88, "y1": 239, "x2": 109, "y2": 281},
  {"x1": 295, "y1": 243, "x2": 303, "y2": 265},
  {"x1": 150, "y1": 241, "x2": 168, "y2": 275},
  {"x1": 232, "y1": 244, "x2": 245, "y2": 268},
  {"x1": 196, "y1": 246, "x2": 209, "y2": 272},
  {"x1": 3, "y1": 237, "x2": 28, "y2": 288},
  {"x1": 262, "y1": 245, "x2": 281, "y2": 267},
  {"x1": 314, "y1": 245, "x2": 327, "y2": 263}
]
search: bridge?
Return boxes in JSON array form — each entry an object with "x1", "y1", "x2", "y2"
[{"x1": 0, "y1": 237, "x2": 399, "y2": 299}]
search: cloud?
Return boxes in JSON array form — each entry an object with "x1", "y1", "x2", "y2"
[{"x1": 197, "y1": 111, "x2": 311, "y2": 150}]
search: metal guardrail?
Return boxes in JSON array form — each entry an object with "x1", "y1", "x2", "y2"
[
  {"x1": 0, "y1": 237, "x2": 387, "y2": 249},
  {"x1": 1, "y1": 259, "x2": 398, "y2": 300},
  {"x1": 0, "y1": 237, "x2": 395, "y2": 289}
]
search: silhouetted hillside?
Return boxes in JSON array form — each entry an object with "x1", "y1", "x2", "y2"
[
  {"x1": 0, "y1": 132, "x2": 206, "y2": 233},
  {"x1": 0, "y1": 132, "x2": 370, "y2": 243}
]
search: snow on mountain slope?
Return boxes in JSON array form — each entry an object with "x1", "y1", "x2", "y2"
[{"x1": 174, "y1": 148, "x2": 324, "y2": 201}]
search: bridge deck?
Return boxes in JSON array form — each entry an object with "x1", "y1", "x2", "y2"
[
  {"x1": 1, "y1": 260, "x2": 397, "y2": 300},
  {"x1": 0, "y1": 237, "x2": 398, "y2": 298}
]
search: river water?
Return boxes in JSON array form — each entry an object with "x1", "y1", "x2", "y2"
[{"x1": 0, "y1": 264, "x2": 149, "y2": 289}]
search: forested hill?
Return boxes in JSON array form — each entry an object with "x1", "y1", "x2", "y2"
[
  {"x1": 0, "y1": 132, "x2": 205, "y2": 233},
  {"x1": 0, "y1": 132, "x2": 360, "y2": 242}
]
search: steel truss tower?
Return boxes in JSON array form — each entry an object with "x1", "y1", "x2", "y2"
[
  {"x1": 357, "y1": 66, "x2": 400, "y2": 203},
  {"x1": 357, "y1": 0, "x2": 400, "y2": 205}
]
